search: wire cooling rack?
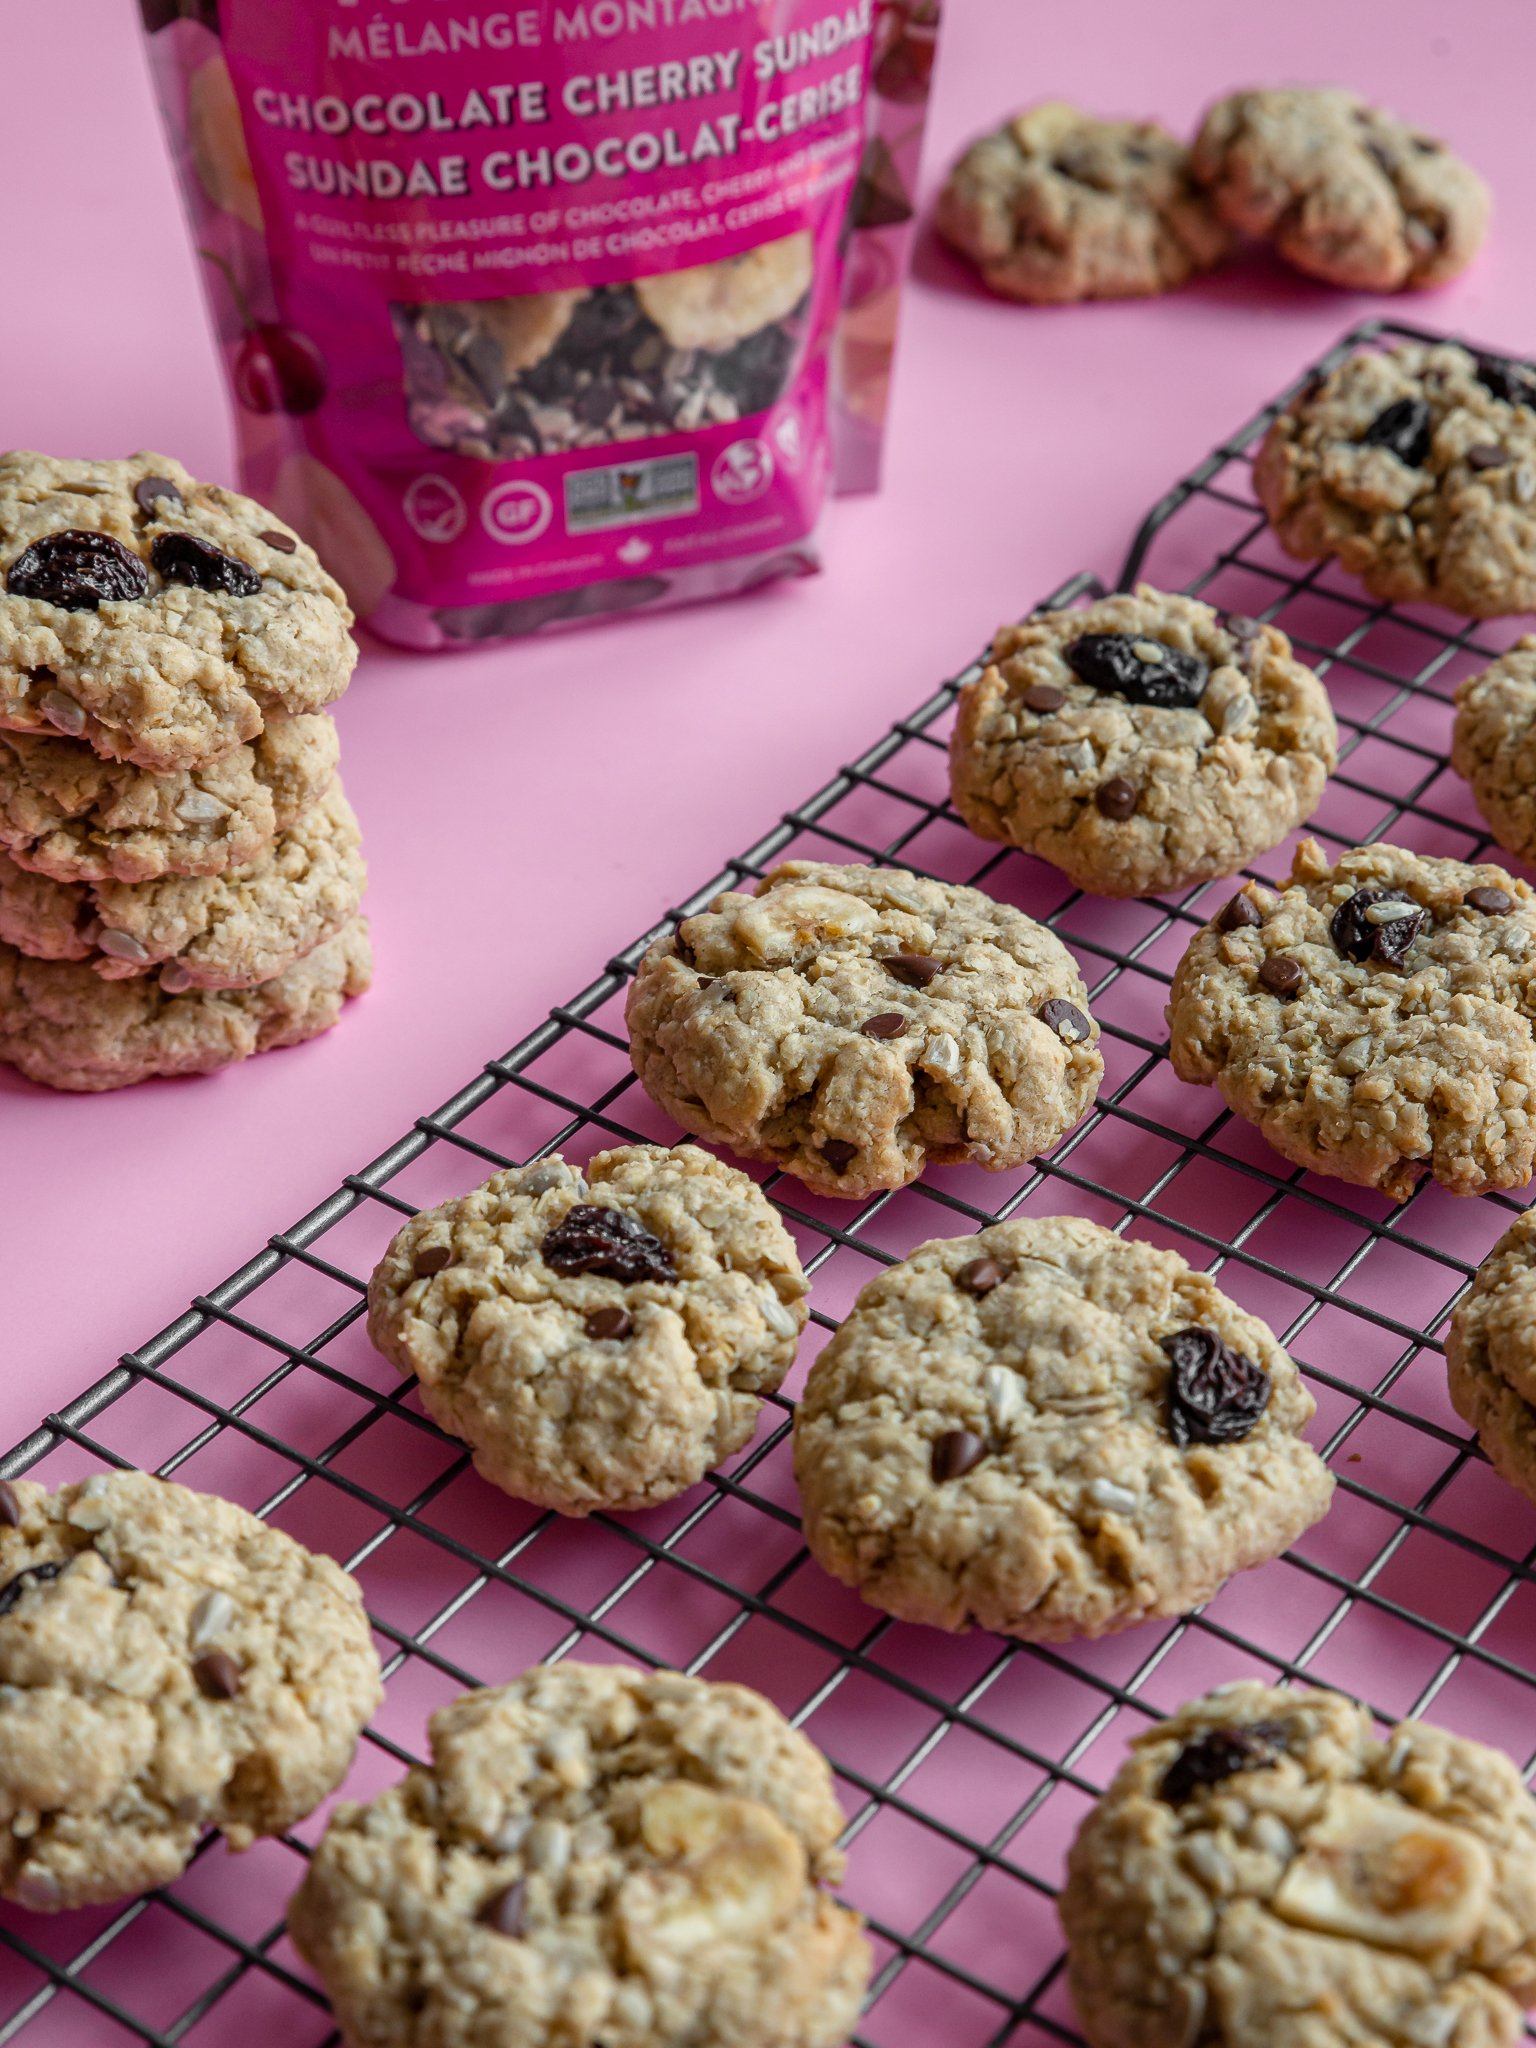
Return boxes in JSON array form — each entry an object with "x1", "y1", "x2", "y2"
[{"x1": 7, "y1": 314, "x2": 1536, "y2": 2047}]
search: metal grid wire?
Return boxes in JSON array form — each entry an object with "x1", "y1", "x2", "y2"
[{"x1": 7, "y1": 314, "x2": 1536, "y2": 2046}]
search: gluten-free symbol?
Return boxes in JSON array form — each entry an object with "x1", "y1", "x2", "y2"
[{"x1": 481, "y1": 480, "x2": 553, "y2": 546}]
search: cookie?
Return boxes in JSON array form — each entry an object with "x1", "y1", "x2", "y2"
[
  {"x1": 950, "y1": 587, "x2": 1337, "y2": 898},
  {"x1": 393, "y1": 232, "x2": 810, "y2": 461},
  {"x1": 1191, "y1": 87, "x2": 1489, "y2": 291},
  {"x1": 1060, "y1": 1681, "x2": 1536, "y2": 2048},
  {"x1": 1452, "y1": 638, "x2": 1536, "y2": 865},
  {"x1": 1447, "y1": 1209, "x2": 1536, "y2": 1505},
  {"x1": 1167, "y1": 838, "x2": 1536, "y2": 1201},
  {"x1": 625, "y1": 860, "x2": 1103, "y2": 1199},
  {"x1": 794, "y1": 1216, "x2": 1331, "y2": 1640},
  {"x1": 0, "y1": 914, "x2": 371, "y2": 1091},
  {"x1": 289, "y1": 1661, "x2": 870, "y2": 2048},
  {"x1": 0, "y1": 712, "x2": 338, "y2": 885},
  {"x1": 366, "y1": 1145, "x2": 807, "y2": 1516},
  {"x1": 0, "y1": 777, "x2": 363, "y2": 990},
  {"x1": 0, "y1": 451, "x2": 356, "y2": 772},
  {"x1": 935, "y1": 102, "x2": 1230, "y2": 303},
  {"x1": 1255, "y1": 341, "x2": 1536, "y2": 618},
  {"x1": 0, "y1": 1468, "x2": 381, "y2": 1910}
]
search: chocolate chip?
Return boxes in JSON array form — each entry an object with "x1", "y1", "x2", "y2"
[
  {"x1": 133, "y1": 476, "x2": 183, "y2": 517},
  {"x1": 541, "y1": 1205, "x2": 675, "y2": 1284},
  {"x1": 478, "y1": 1881, "x2": 526, "y2": 1937},
  {"x1": 7, "y1": 530, "x2": 150, "y2": 612},
  {"x1": 1159, "y1": 1722, "x2": 1289, "y2": 1806},
  {"x1": 1161, "y1": 1326, "x2": 1271, "y2": 1446},
  {"x1": 1021, "y1": 683, "x2": 1066, "y2": 713},
  {"x1": 822, "y1": 1139, "x2": 857, "y2": 1172},
  {"x1": 1466, "y1": 443, "x2": 1509, "y2": 471},
  {"x1": 150, "y1": 532, "x2": 262, "y2": 598},
  {"x1": 584, "y1": 1306, "x2": 633, "y2": 1341},
  {"x1": 1095, "y1": 776, "x2": 1138, "y2": 819},
  {"x1": 886, "y1": 952, "x2": 941, "y2": 988},
  {"x1": 0, "y1": 1559, "x2": 66, "y2": 1618},
  {"x1": 1467, "y1": 885, "x2": 1514, "y2": 915},
  {"x1": 957, "y1": 1257, "x2": 1004, "y2": 1296},
  {"x1": 1066, "y1": 632, "x2": 1207, "y2": 709},
  {"x1": 193, "y1": 1650, "x2": 242, "y2": 1700},
  {"x1": 1216, "y1": 893, "x2": 1262, "y2": 933},
  {"x1": 931, "y1": 1429, "x2": 987, "y2": 1481},
  {"x1": 1257, "y1": 955, "x2": 1302, "y2": 997},
  {"x1": 1360, "y1": 396, "x2": 1433, "y2": 467},
  {"x1": 259, "y1": 529, "x2": 297, "y2": 553},
  {"x1": 1329, "y1": 887, "x2": 1427, "y2": 969},
  {"x1": 861, "y1": 1012, "x2": 908, "y2": 1039},
  {"x1": 413, "y1": 1244, "x2": 453, "y2": 1278},
  {"x1": 0, "y1": 1481, "x2": 18, "y2": 1529},
  {"x1": 1038, "y1": 998, "x2": 1091, "y2": 1044}
]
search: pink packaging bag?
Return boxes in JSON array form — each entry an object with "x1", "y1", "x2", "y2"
[{"x1": 140, "y1": 0, "x2": 940, "y2": 647}]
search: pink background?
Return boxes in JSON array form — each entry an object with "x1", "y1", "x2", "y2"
[{"x1": 3, "y1": 0, "x2": 1534, "y2": 1453}]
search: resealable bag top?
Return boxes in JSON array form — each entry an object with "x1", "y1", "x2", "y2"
[{"x1": 140, "y1": 0, "x2": 940, "y2": 648}]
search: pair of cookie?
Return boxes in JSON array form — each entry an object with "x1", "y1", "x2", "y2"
[
  {"x1": 0, "y1": 451, "x2": 370, "y2": 1088},
  {"x1": 0, "y1": 1470, "x2": 871, "y2": 2048},
  {"x1": 371, "y1": 1148, "x2": 1334, "y2": 1645},
  {"x1": 939, "y1": 87, "x2": 1487, "y2": 304}
]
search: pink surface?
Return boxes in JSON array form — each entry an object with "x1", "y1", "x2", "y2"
[{"x1": 4, "y1": 5, "x2": 1536, "y2": 2042}]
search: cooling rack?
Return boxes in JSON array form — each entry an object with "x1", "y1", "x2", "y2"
[{"x1": 6, "y1": 314, "x2": 1536, "y2": 2048}]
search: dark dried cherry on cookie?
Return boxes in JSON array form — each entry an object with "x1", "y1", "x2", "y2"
[
  {"x1": 1329, "y1": 887, "x2": 1428, "y2": 970},
  {"x1": 7, "y1": 531, "x2": 150, "y2": 612},
  {"x1": 1158, "y1": 1721, "x2": 1289, "y2": 1806},
  {"x1": 150, "y1": 532, "x2": 262, "y2": 598},
  {"x1": 1359, "y1": 397, "x2": 1433, "y2": 467},
  {"x1": 0, "y1": 1558, "x2": 67, "y2": 1618},
  {"x1": 1476, "y1": 358, "x2": 1536, "y2": 411},
  {"x1": 1161, "y1": 1326, "x2": 1271, "y2": 1446},
  {"x1": 540, "y1": 1205, "x2": 676, "y2": 1284},
  {"x1": 1064, "y1": 633, "x2": 1208, "y2": 710}
]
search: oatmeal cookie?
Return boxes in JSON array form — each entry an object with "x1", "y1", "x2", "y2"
[
  {"x1": 1061, "y1": 1681, "x2": 1536, "y2": 2048},
  {"x1": 1452, "y1": 638, "x2": 1536, "y2": 865},
  {"x1": 0, "y1": 914, "x2": 371, "y2": 1091},
  {"x1": 0, "y1": 1469, "x2": 381, "y2": 1910},
  {"x1": 935, "y1": 102, "x2": 1231, "y2": 303},
  {"x1": 1167, "y1": 838, "x2": 1536, "y2": 1201},
  {"x1": 0, "y1": 712, "x2": 338, "y2": 885},
  {"x1": 1447, "y1": 1210, "x2": 1536, "y2": 1505},
  {"x1": 794, "y1": 1216, "x2": 1332, "y2": 1640},
  {"x1": 289, "y1": 1660, "x2": 870, "y2": 2048},
  {"x1": 625, "y1": 861, "x2": 1103, "y2": 1199},
  {"x1": 367, "y1": 1146, "x2": 808, "y2": 1516},
  {"x1": 1191, "y1": 87, "x2": 1489, "y2": 291},
  {"x1": 0, "y1": 777, "x2": 363, "y2": 990},
  {"x1": 634, "y1": 233, "x2": 813, "y2": 351},
  {"x1": 0, "y1": 451, "x2": 356, "y2": 771},
  {"x1": 950, "y1": 586, "x2": 1337, "y2": 897},
  {"x1": 1255, "y1": 341, "x2": 1536, "y2": 617}
]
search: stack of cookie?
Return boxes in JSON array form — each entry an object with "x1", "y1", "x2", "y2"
[{"x1": 0, "y1": 450, "x2": 370, "y2": 1091}]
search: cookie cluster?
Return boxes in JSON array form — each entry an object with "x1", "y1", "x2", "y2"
[
  {"x1": 0, "y1": 450, "x2": 369, "y2": 1089},
  {"x1": 938, "y1": 87, "x2": 1488, "y2": 303}
]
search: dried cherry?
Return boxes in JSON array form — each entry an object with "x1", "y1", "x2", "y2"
[
  {"x1": 1476, "y1": 357, "x2": 1536, "y2": 410},
  {"x1": 1360, "y1": 397, "x2": 1433, "y2": 467},
  {"x1": 1064, "y1": 633, "x2": 1208, "y2": 709},
  {"x1": 540, "y1": 1205, "x2": 676, "y2": 1284},
  {"x1": 1329, "y1": 887, "x2": 1427, "y2": 970},
  {"x1": 151, "y1": 533, "x2": 262, "y2": 599},
  {"x1": 1161, "y1": 1326, "x2": 1271, "y2": 1446},
  {"x1": 0, "y1": 1559, "x2": 66, "y2": 1619},
  {"x1": 1158, "y1": 1721, "x2": 1289, "y2": 1806},
  {"x1": 7, "y1": 531, "x2": 150, "y2": 612}
]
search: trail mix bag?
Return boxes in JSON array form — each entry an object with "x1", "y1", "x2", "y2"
[{"x1": 140, "y1": 0, "x2": 940, "y2": 647}]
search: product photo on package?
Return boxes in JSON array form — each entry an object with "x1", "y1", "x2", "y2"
[{"x1": 141, "y1": 0, "x2": 938, "y2": 647}]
